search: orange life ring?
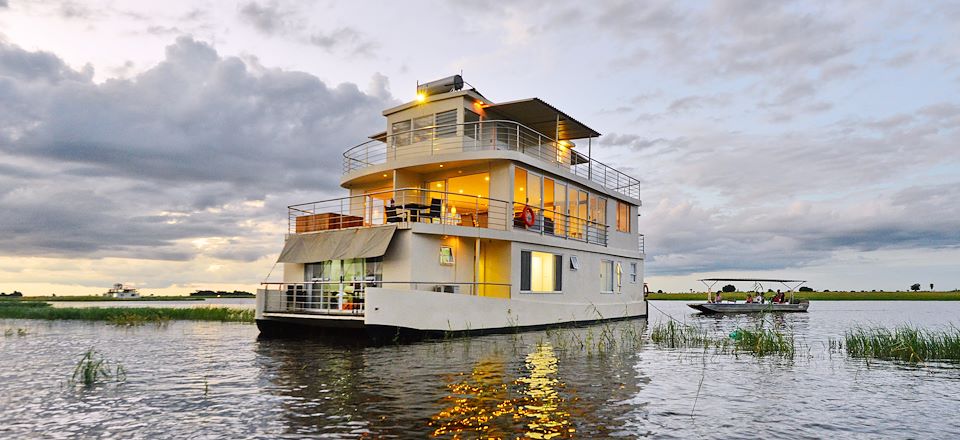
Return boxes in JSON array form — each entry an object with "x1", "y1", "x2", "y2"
[{"x1": 522, "y1": 206, "x2": 536, "y2": 227}]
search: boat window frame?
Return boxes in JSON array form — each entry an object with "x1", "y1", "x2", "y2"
[{"x1": 520, "y1": 249, "x2": 563, "y2": 294}]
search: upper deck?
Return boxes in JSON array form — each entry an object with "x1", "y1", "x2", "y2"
[{"x1": 342, "y1": 88, "x2": 641, "y2": 202}]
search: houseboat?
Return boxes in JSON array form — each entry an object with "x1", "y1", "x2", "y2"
[
  {"x1": 256, "y1": 75, "x2": 647, "y2": 338},
  {"x1": 104, "y1": 283, "x2": 140, "y2": 299}
]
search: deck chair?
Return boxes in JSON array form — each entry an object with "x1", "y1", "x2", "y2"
[
  {"x1": 423, "y1": 198, "x2": 442, "y2": 222},
  {"x1": 385, "y1": 206, "x2": 404, "y2": 223}
]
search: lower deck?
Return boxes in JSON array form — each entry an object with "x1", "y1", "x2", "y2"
[
  {"x1": 257, "y1": 285, "x2": 646, "y2": 339},
  {"x1": 262, "y1": 225, "x2": 644, "y2": 333}
]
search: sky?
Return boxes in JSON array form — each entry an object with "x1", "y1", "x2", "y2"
[{"x1": 0, "y1": 0, "x2": 958, "y2": 295}]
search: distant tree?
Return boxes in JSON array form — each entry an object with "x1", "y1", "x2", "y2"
[
  {"x1": 657, "y1": 289, "x2": 663, "y2": 294},
  {"x1": 11, "y1": 291, "x2": 22, "y2": 297},
  {"x1": 930, "y1": 283, "x2": 934, "y2": 291},
  {"x1": 721, "y1": 284, "x2": 736, "y2": 293},
  {"x1": 910, "y1": 283, "x2": 921, "y2": 291},
  {"x1": 823, "y1": 289, "x2": 830, "y2": 292},
  {"x1": 798, "y1": 286, "x2": 813, "y2": 292}
]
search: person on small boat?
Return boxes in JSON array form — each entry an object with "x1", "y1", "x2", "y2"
[
  {"x1": 773, "y1": 290, "x2": 783, "y2": 303},
  {"x1": 745, "y1": 293, "x2": 754, "y2": 303},
  {"x1": 714, "y1": 292, "x2": 722, "y2": 303}
]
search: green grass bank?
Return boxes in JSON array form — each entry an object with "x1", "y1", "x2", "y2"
[
  {"x1": 647, "y1": 291, "x2": 960, "y2": 301},
  {"x1": 0, "y1": 303, "x2": 254, "y2": 324}
]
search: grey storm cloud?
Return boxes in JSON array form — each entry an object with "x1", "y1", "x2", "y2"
[
  {"x1": 237, "y1": 1, "x2": 376, "y2": 56},
  {"x1": 0, "y1": 37, "x2": 394, "y2": 260}
]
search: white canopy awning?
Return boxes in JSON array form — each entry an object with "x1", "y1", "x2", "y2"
[{"x1": 277, "y1": 224, "x2": 397, "y2": 263}]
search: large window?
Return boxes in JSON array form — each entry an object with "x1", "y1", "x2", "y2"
[
  {"x1": 413, "y1": 115, "x2": 433, "y2": 143},
  {"x1": 589, "y1": 194, "x2": 607, "y2": 226},
  {"x1": 521, "y1": 250, "x2": 562, "y2": 292},
  {"x1": 617, "y1": 201, "x2": 630, "y2": 232},
  {"x1": 514, "y1": 167, "x2": 527, "y2": 205},
  {"x1": 392, "y1": 120, "x2": 411, "y2": 146},
  {"x1": 600, "y1": 260, "x2": 614, "y2": 293}
]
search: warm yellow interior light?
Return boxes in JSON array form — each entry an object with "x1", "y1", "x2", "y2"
[{"x1": 484, "y1": 176, "x2": 490, "y2": 181}]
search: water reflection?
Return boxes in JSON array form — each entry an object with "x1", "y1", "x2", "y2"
[
  {"x1": 515, "y1": 343, "x2": 574, "y2": 439},
  {"x1": 254, "y1": 321, "x2": 647, "y2": 438},
  {"x1": 430, "y1": 356, "x2": 515, "y2": 438},
  {"x1": 430, "y1": 343, "x2": 575, "y2": 439}
]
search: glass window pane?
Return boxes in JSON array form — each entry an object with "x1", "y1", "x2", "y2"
[
  {"x1": 413, "y1": 115, "x2": 433, "y2": 143},
  {"x1": 555, "y1": 182, "x2": 566, "y2": 237},
  {"x1": 617, "y1": 201, "x2": 630, "y2": 232},
  {"x1": 525, "y1": 251, "x2": 559, "y2": 292},
  {"x1": 527, "y1": 172, "x2": 542, "y2": 209},
  {"x1": 392, "y1": 120, "x2": 411, "y2": 147}
]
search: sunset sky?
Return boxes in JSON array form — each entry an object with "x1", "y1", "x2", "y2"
[{"x1": 1, "y1": 1, "x2": 958, "y2": 295}]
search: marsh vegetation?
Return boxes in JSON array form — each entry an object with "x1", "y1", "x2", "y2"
[{"x1": 0, "y1": 303, "x2": 254, "y2": 323}]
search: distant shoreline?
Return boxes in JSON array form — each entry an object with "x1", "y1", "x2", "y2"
[
  {"x1": 0, "y1": 295, "x2": 254, "y2": 302},
  {"x1": 647, "y1": 291, "x2": 960, "y2": 301}
]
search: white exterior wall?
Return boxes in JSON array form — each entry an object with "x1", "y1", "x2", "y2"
[{"x1": 509, "y1": 241, "x2": 644, "y2": 304}]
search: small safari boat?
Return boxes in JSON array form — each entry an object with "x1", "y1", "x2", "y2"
[{"x1": 687, "y1": 278, "x2": 810, "y2": 314}]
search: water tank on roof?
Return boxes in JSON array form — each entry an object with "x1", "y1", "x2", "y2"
[{"x1": 417, "y1": 75, "x2": 464, "y2": 97}]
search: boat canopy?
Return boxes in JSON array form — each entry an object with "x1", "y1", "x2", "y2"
[
  {"x1": 277, "y1": 224, "x2": 397, "y2": 263},
  {"x1": 698, "y1": 278, "x2": 807, "y2": 296},
  {"x1": 483, "y1": 98, "x2": 601, "y2": 140}
]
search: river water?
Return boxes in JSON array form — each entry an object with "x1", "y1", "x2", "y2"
[{"x1": 1, "y1": 301, "x2": 958, "y2": 439}]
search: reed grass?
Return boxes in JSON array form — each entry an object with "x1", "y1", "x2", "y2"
[
  {"x1": 730, "y1": 327, "x2": 796, "y2": 358},
  {"x1": 649, "y1": 320, "x2": 797, "y2": 358},
  {"x1": 844, "y1": 325, "x2": 960, "y2": 363},
  {"x1": 0, "y1": 301, "x2": 50, "y2": 308},
  {"x1": 649, "y1": 320, "x2": 713, "y2": 349},
  {"x1": 0, "y1": 305, "x2": 254, "y2": 323},
  {"x1": 4, "y1": 327, "x2": 29, "y2": 336},
  {"x1": 69, "y1": 349, "x2": 126, "y2": 387}
]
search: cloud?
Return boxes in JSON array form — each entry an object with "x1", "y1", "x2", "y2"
[
  {"x1": 59, "y1": 1, "x2": 95, "y2": 19},
  {"x1": 0, "y1": 37, "x2": 395, "y2": 262},
  {"x1": 666, "y1": 94, "x2": 732, "y2": 113},
  {"x1": 309, "y1": 27, "x2": 377, "y2": 56},
  {"x1": 237, "y1": 1, "x2": 294, "y2": 35}
]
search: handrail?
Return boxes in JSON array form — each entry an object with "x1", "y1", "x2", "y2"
[
  {"x1": 260, "y1": 281, "x2": 514, "y2": 314},
  {"x1": 341, "y1": 120, "x2": 641, "y2": 200},
  {"x1": 286, "y1": 187, "x2": 609, "y2": 245},
  {"x1": 261, "y1": 281, "x2": 512, "y2": 287}
]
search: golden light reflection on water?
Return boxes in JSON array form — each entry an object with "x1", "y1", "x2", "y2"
[{"x1": 430, "y1": 343, "x2": 574, "y2": 439}]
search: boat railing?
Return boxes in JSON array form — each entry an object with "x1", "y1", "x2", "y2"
[
  {"x1": 510, "y1": 201, "x2": 608, "y2": 245},
  {"x1": 287, "y1": 188, "x2": 609, "y2": 246},
  {"x1": 260, "y1": 281, "x2": 513, "y2": 315},
  {"x1": 342, "y1": 120, "x2": 641, "y2": 200}
]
